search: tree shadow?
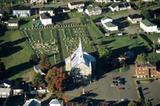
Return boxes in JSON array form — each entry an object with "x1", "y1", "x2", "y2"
[
  {"x1": 53, "y1": 13, "x2": 69, "y2": 23},
  {"x1": 0, "y1": 37, "x2": 27, "y2": 57},
  {"x1": 6, "y1": 61, "x2": 32, "y2": 78}
]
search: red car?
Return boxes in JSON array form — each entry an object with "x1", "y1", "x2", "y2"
[{"x1": 118, "y1": 86, "x2": 125, "y2": 90}]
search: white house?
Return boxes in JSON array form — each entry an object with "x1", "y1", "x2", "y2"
[
  {"x1": 13, "y1": 7, "x2": 31, "y2": 17},
  {"x1": 85, "y1": 5, "x2": 102, "y2": 16},
  {"x1": 103, "y1": 22, "x2": 118, "y2": 31},
  {"x1": 95, "y1": 0, "x2": 111, "y2": 3},
  {"x1": 23, "y1": 99, "x2": 41, "y2": 106},
  {"x1": 39, "y1": 7, "x2": 55, "y2": 16},
  {"x1": 101, "y1": 17, "x2": 118, "y2": 31},
  {"x1": 127, "y1": 14, "x2": 142, "y2": 24},
  {"x1": 65, "y1": 40, "x2": 96, "y2": 78},
  {"x1": 62, "y1": 7, "x2": 71, "y2": 13},
  {"x1": 8, "y1": 19, "x2": 19, "y2": 27},
  {"x1": 109, "y1": 2, "x2": 131, "y2": 12},
  {"x1": 40, "y1": 13, "x2": 52, "y2": 26},
  {"x1": 140, "y1": 19, "x2": 160, "y2": 33},
  {"x1": 68, "y1": 1, "x2": 84, "y2": 10},
  {"x1": 0, "y1": 88, "x2": 12, "y2": 98},
  {"x1": 30, "y1": 0, "x2": 47, "y2": 4},
  {"x1": 49, "y1": 99, "x2": 63, "y2": 106}
]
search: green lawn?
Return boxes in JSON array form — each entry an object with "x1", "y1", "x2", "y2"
[{"x1": 0, "y1": 30, "x2": 34, "y2": 81}]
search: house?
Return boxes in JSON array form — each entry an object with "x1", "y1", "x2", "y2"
[
  {"x1": 109, "y1": 3, "x2": 119, "y2": 12},
  {"x1": 109, "y1": 2, "x2": 131, "y2": 12},
  {"x1": 32, "y1": 83, "x2": 48, "y2": 94},
  {"x1": 68, "y1": 1, "x2": 84, "y2": 10},
  {"x1": 39, "y1": 7, "x2": 55, "y2": 16},
  {"x1": 95, "y1": 0, "x2": 111, "y2": 3},
  {"x1": 49, "y1": 99, "x2": 63, "y2": 106},
  {"x1": 135, "y1": 63, "x2": 160, "y2": 78},
  {"x1": 12, "y1": 81, "x2": 24, "y2": 96},
  {"x1": 0, "y1": 88, "x2": 12, "y2": 98},
  {"x1": 140, "y1": 19, "x2": 160, "y2": 33},
  {"x1": 101, "y1": 17, "x2": 118, "y2": 31},
  {"x1": 77, "y1": 7, "x2": 84, "y2": 12},
  {"x1": 85, "y1": 5, "x2": 102, "y2": 16},
  {"x1": 23, "y1": 99, "x2": 41, "y2": 106},
  {"x1": 30, "y1": 0, "x2": 47, "y2": 4},
  {"x1": 7, "y1": 19, "x2": 19, "y2": 27},
  {"x1": 13, "y1": 6, "x2": 31, "y2": 17},
  {"x1": 40, "y1": 13, "x2": 52, "y2": 26},
  {"x1": 65, "y1": 40, "x2": 96, "y2": 79},
  {"x1": 127, "y1": 14, "x2": 142, "y2": 24}
]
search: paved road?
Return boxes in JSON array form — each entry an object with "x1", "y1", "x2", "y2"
[
  {"x1": 64, "y1": 65, "x2": 138, "y2": 102},
  {"x1": 141, "y1": 80, "x2": 160, "y2": 106}
]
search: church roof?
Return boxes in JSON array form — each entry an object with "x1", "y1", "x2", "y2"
[{"x1": 66, "y1": 40, "x2": 95, "y2": 69}]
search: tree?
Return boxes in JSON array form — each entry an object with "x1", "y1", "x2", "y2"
[
  {"x1": 30, "y1": 54, "x2": 40, "y2": 65},
  {"x1": 128, "y1": 101, "x2": 138, "y2": 106},
  {"x1": 39, "y1": 54, "x2": 51, "y2": 71},
  {"x1": 143, "y1": 100, "x2": 152, "y2": 106},
  {"x1": 98, "y1": 46, "x2": 106, "y2": 58},
  {"x1": 135, "y1": 53, "x2": 146, "y2": 64},
  {"x1": 45, "y1": 67, "x2": 66, "y2": 92},
  {"x1": 33, "y1": 72, "x2": 45, "y2": 85},
  {"x1": 0, "y1": 60, "x2": 6, "y2": 79}
]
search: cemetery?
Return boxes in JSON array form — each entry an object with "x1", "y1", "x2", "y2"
[{"x1": 22, "y1": 23, "x2": 95, "y2": 64}]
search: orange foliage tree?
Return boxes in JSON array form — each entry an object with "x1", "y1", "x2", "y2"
[{"x1": 45, "y1": 67, "x2": 66, "y2": 92}]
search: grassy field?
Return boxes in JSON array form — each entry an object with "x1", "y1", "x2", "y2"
[{"x1": 0, "y1": 30, "x2": 34, "y2": 81}]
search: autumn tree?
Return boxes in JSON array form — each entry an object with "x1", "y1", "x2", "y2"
[{"x1": 45, "y1": 67, "x2": 66, "y2": 92}]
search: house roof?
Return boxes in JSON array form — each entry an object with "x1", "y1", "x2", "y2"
[
  {"x1": 105, "y1": 22, "x2": 117, "y2": 27},
  {"x1": 40, "y1": 13, "x2": 51, "y2": 19},
  {"x1": 128, "y1": 14, "x2": 142, "y2": 19},
  {"x1": 23, "y1": 99, "x2": 41, "y2": 106},
  {"x1": 110, "y1": 3, "x2": 120, "y2": 8},
  {"x1": 70, "y1": 1, "x2": 84, "y2": 5},
  {"x1": 49, "y1": 99, "x2": 61, "y2": 105},
  {"x1": 8, "y1": 19, "x2": 19, "y2": 23},
  {"x1": 13, "y1": 6, "x2": 31, "y2": 10},
  {"x1": 86, "y1": 5, "x2": 101, "y2": 12},
  {"x1": 141, "y1": 19, "x2": 155, "y2": 26}
]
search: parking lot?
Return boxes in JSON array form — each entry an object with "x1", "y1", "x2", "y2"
[
  {"x1": 64, "y1": 66, "x2": 138, "y2": 102},
  {"x1": 141, "y1": 80, "x2": 160, "y2": 106}
]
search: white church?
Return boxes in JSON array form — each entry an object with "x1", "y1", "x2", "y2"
[{"x1": 65, "y1": 40, "x2": 96, "y2": 79}]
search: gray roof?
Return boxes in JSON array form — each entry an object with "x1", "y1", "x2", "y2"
[
  {"x1": 40, "y1": 13, "x2": 50, "y2": 19},
  {"x1": 8, "y1": 19, "x2": 18, "y2": 23},
  {"x1": 49, "y1": 99, "x2": 60, "y2": 104},
  {"x1": 23, "y1": 99, "x2": 41, "y2": 106},
  {"x1": 105, "y1": 22, "x2": 117, "y2": 27},
  {"x1": 13, "y1": 6, "x2": 31, "y2": 10}
]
